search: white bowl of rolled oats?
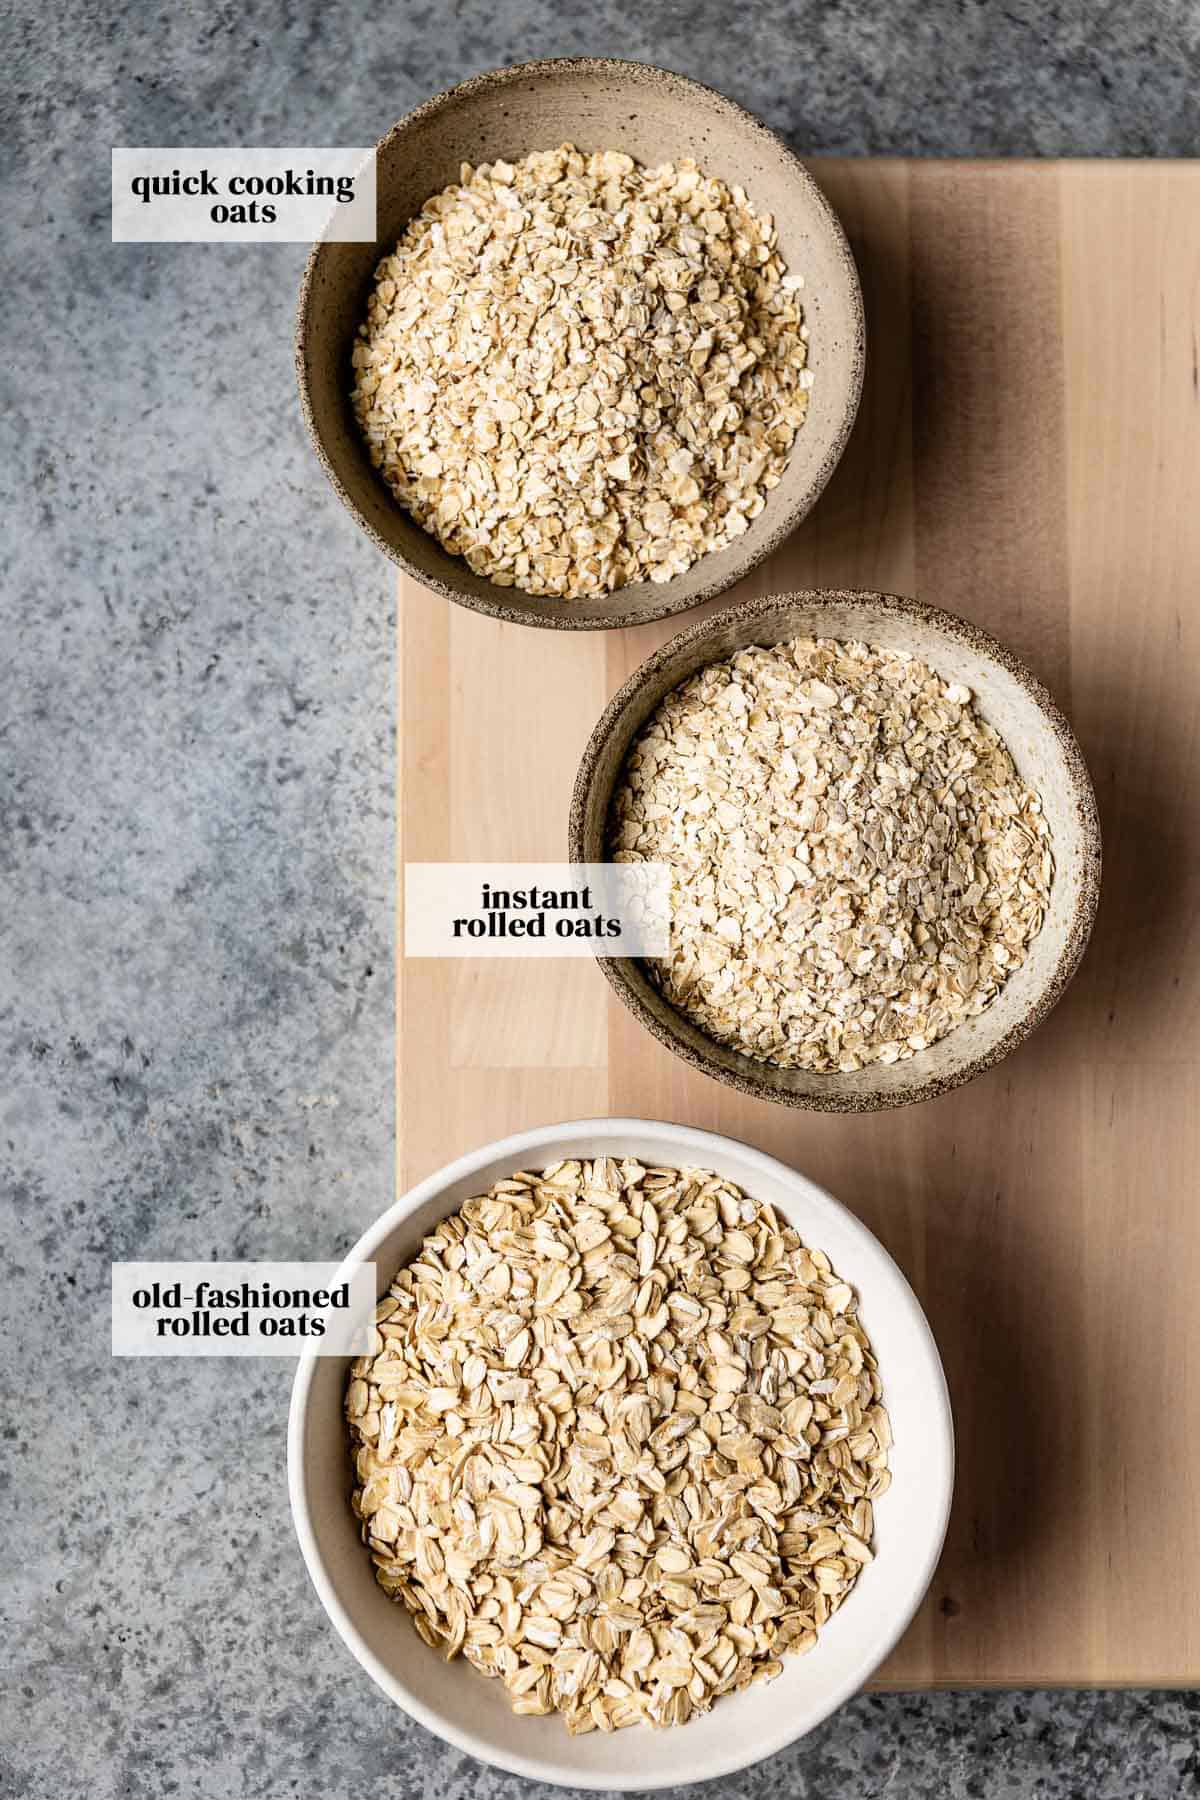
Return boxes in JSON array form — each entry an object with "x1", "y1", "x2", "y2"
[
  {"x1": 296, "y1": 60, "x2": 864, "y2": 629},
  {"x1": 573, "y1": 591, "x2": 1101, "y2": 1110},
  {"x1": 288, "y1": 1119, "x2": 952, "y2": 1788}
]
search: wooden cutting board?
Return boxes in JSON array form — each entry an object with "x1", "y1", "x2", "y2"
[{"x1": 398, "y1": 161, "x2": 1200, "y2": 1688}]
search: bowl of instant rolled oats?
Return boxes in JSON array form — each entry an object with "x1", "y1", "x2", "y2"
[
  {"x1": 296, "y1": 59, "x2": 864, "y2": 629},
  {"x1": 288, "y1": 1118, "x2": 952, "y2": 1786},
  {"x1": 571, "y1": 590, "x2": 1101, "y2": 1110}
]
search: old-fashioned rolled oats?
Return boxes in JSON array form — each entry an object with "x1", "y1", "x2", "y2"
[
  {"x1": 610, "y1": 638, "x2": 1054, "y2": 1072},
  {"x1": 346, "y1": 1159, "x2": 889, "y2": 1732},
  {"x1": 351, "y1": 146, "x2": 810, "y2": 598}
]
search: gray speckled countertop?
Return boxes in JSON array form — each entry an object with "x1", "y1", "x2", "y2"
[{"x1": 3, "y1": 4, "x2": 1199, "y2": 1796}]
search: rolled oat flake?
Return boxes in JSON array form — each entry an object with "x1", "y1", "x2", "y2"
[
  {"x1": 610, "y1": 636, "x2": 1054, "y2": 1071},
  {"x1": 351, "y1": 146, "x2": 811, "y2": 598},
  {"x1": 346, "y1": 1157, "x2": 889, "y2": 1732}
]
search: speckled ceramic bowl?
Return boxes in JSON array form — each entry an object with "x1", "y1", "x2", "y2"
[
  {"x1": 295, "y1": 59, "x2": 864, "y2": 631},
  {"x1": 570, "y1": 590, "x2": 1101, "y2": 1110}
]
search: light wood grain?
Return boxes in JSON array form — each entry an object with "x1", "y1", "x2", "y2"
[{"x1": 398, "y1": 161, "x2": 1200, "y2": 1686}]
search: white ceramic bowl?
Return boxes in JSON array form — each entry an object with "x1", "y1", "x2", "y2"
[{"x1": 288, "y1": 1119, "x2": 953, "y2": 1789}]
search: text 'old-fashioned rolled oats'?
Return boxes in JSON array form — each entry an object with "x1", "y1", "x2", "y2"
[
  {"x1": 610, "y1": 638, "x2": 1054, "y2": 1072},
  {"x1": 346, "y1": 1158, "x2": 889, "y2": 1732},
  {"x1": 351, "y1": 146, "x2": 810, "y2": 599}
]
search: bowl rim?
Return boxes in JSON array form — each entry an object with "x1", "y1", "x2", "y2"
[
  {"x1": 287, "y1": 1115, "x2": 954, "y2": 1789},
  {"x1": 568, "y1": 588, "x2": 1103, "y2": 1111},
  {"x1": 293, "y1": 56, "x2": 865, "y2": 632}
]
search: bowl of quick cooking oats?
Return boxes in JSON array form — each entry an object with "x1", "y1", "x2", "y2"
[
  {"x1": 571, "y1": 591, "x2": 1101, "y2": 1110},
  {"x1": 288, "y1": 1119, "x2": 952, "y2": 1788},
  {"x1": 296, "y1": 59, "x2": 863, "y2": 629}
]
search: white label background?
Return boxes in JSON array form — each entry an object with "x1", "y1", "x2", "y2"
[
  {"x1": 111, "y1": 148, "x2": 376, "y2": 242},
  {"x1": 112, "y1": 1262, "x2": 377, "y2": 1355},
  {"x1": 403, "y1": 862, "x2": 672, "y2": 958}
]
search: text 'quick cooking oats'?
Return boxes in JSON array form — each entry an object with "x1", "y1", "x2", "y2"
[
  {"x1": 346, "y1": 1158, "x2": 889, "y2": 1733},
  {"x1": 351, "y1": 146, "x2": 810, "y2": 598},
  {"x1": 610, "y1": 638, "x2": 1054, "y2": 1072}
]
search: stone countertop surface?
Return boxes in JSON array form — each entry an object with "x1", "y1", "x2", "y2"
[{"x1": 3, "y1": 2, "x2": 1199, "y2": 1796}]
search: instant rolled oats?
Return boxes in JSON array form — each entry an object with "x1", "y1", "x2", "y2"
[
  {"x1": 346, "y1": 1158, "x2": 889, "y2": 1732},
  {"x1": 351, "y1": 146, "x2": 810, "y2": 598},
  {"x1": 610, "y1": 638, "x2": 1054, "y2": 1072}
]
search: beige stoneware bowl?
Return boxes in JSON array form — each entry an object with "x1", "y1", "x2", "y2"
[
  {"x1": 569, "y1": 591, "x2": 1101, "y2": 1110},
  {"x1": 288, "y1": 1118, "x2": 953, "y2": 1789},
  {"x1": 295, "y1": 58, "x2": 864, "y2": 630}
]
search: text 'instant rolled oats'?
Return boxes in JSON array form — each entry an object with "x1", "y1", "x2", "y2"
[
  {"x1": 346, "y1": 1158, "x2": 889, "y2": 1732},
  {"x1": 351, "y1": 146, "x2": 810, "y2": 598},
  {"x1": 610, "y1": 638, "x2": 1054, "y2": 1072}
]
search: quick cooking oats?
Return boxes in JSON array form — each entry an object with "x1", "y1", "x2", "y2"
[
  {"x1": 346, "y1": 1158, "x2": 889, "y2": 1733},
  {"x1": 610, "y1": 637, "x2": 1054, "y2": 1072},
  {"x1": 351, "y1": 145, "x2": 810, "y2": 598}
]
